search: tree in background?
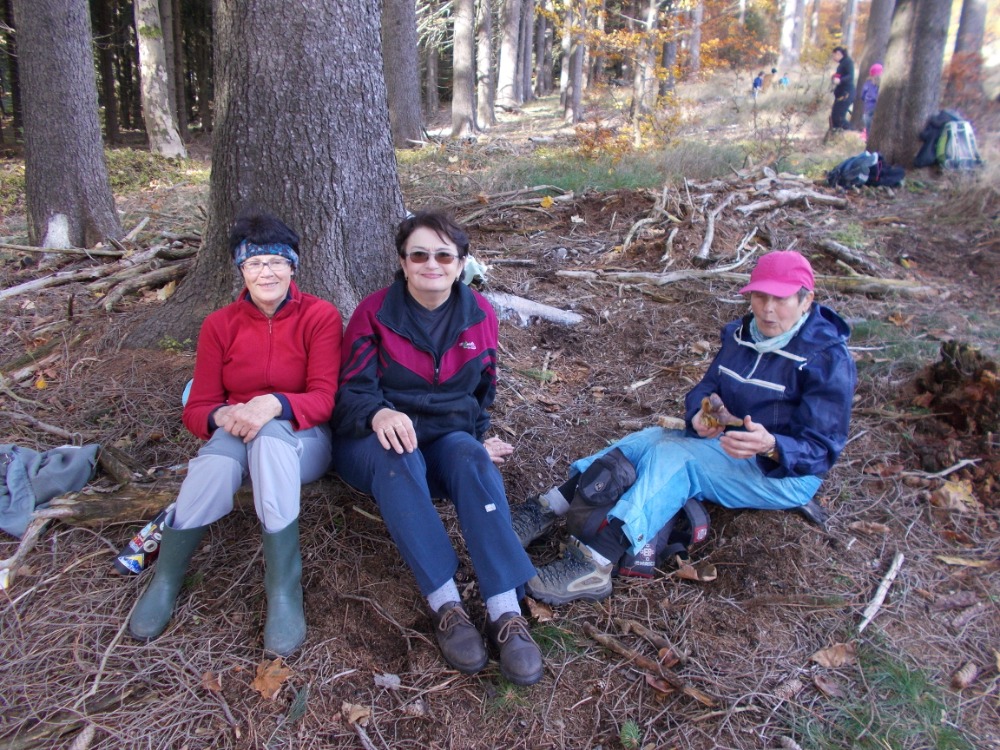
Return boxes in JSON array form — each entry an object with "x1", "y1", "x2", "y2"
[
  {"x1": 477, "y1": 0, "x2": 497, "y2": 128},
  {"x1": 382, "y1": 0, "x2": 425, "y2": 147},
  {"x1": 496, "y1": 0, "x2": 522, "y2": 107},
  {"x1": 134, "y1": 0, "x2": 187, "y2": 157},
  {"x1": 126, "y1": 0, "x2": 403, "y2": 346},
  {"x1": 451, "y1": 0, "x2": 477, "y2": 135},
  {"x1": 868, "y1": 0, "x2": 951, "y2": 166},
  {"x1": 944, "y1": 0, "x2": 987, "y2": 104},
  {"x1": 13, "y1": 0, "x2": 122, "y2": 248},
  {"x1": 850, "y1": 0, "x2": 893, "y2": 131}
]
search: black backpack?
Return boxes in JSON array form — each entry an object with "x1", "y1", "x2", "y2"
[
  {"x1": 826, "y1": 151, "x2": 879, "y2": 188},
  {"x1": 914, "y1": 109, "x2": 964, "y2": 168},
  {"x1": 617, "y1": 498, "x2": 711, "y2": 578},
  {"x1": 867, "y1": 154, "x2": 905, "y2": 188}
]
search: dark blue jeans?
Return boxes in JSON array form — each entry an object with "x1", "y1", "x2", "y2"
[{"x1": 333, "y1": 431, "x2": 536, "y2": 600}]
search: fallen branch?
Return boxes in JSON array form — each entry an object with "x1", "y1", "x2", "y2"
[
  {"x1": 816, "y1": 238, "x2": 883, "y2": 276},
  {"x1": 484, "y1": 291, "x2": 583, "y2": 326},
  {"x1": 102, "y1": 260, "x2": 192, "y2": 311},
  {"x1": 858, "y1": 551, "x2": 904, "y2": 633},
  {"x1": 0, "y1": 242, "x2": 123, "y2": 258},
  {"x1": 0, "y1": 266, "x2": 118, "y2": 302},
  {"x1": 0, "y1": 410, "x2": 85, "y2": 441},
  {"x1": 460, "y1": 191, "x2": 576, "y2": 224},
  {"x1": 0, "y1": 686, "x2": 140, "y2": 750},
  {"x1": 695, "y1": 193, "x2": 737, "y2": 261},
  {"x1": 735, "y1": 189, "x2": 849, "y2": 214},
  {"x1": 582, "y1": 622, "x2": 716, "y2": 706}
]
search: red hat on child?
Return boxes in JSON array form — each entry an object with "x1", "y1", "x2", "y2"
[
  {"x1": 740, "y1": 251, "x2": 815, "y2": 297},
  {"x1": 869, "y1": 63, "x2": 883, "y2": 76}
]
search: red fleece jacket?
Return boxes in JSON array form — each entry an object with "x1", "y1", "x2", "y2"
[{"x1": 183, "y1": 282, "x2": 343, "y2": 440}]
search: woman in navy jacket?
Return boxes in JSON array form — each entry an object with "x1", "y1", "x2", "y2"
[
  {"x1": 518, "y1": 251, "x2": 857, "y2": 605},
  {"x1": 331, "y1": 211, "x2": 542, "y2": 685}
]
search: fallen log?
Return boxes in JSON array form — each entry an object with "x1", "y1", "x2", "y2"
[
  {"x1": 695, "y1": 193, "x2": 737, "y2": 261},
  {"x1": 816, "y1": 238, "x2": 883, "y2": 276},
  {"x1": 0, "y1": 242, "x2": 123, "y2": 258},
  {"x1": 484, "y1": 291, "x2": 583, "y2": 326},
  {"x1": 735, "y1": 189, "x2": 849, "y2": 214},
  {"x1": 102, "y1": 260, "x2": 192, "y2": 311}
]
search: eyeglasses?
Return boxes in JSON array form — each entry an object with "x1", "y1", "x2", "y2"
[
  {"x1": 404, "y1": 249, "x2": 461, "y2": 265},
  {"x1": 241, "y1": 258, "x2": 292, "y2": 274}
]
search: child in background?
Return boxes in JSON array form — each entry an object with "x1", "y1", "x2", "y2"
[
  {"x1": 861, "y1": 63, "x2": 883, "y2": 137},
  {"x1": 779, "y1": 73, "x2": 789, "y2": 88},
  {"x1": 752, "y1": 72, "x2": 764, "y2": 99}
]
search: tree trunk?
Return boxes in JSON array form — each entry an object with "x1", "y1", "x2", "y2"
[
  {"x1": 496, "y1": 0, "x2": 521, "y2": 107},
  {"x1": 134, "y1": 0, "x2": 187, "y2": 157},
  {"x1": 588, "y1": 0, "x2": 606, "y2": 87},
  {"x1": 659, "y1": 40, "x2": 677, "y2": 97},
  {"x1": 171, "y1": 0, "x2": 188, "y2": 137},
  {"x1": 476, "y1": 0, "x2": 496, "y2": 128},
  {"x1": 3, "y1": 0, "x2": 23, "y2": 136},
  {"x1": 534, "y1": 7, "x2": 553, "y2": 96},
  {"x1": 778, "y1": 0, "x2": 804, "y2": 70},
  {"x1": 157, "y1": 0, "x2": 177, "y2": 121},
  {"x1": 114, "y1": 0, "x2": 138, "y2": 130},
  {"x1": 13, "y1": 0, "x2": 123, "y2": 248},
  {"x1": 558, "y1": 0, "x2": 573, "y2": 107},
  {"x1": 687, "y1": 1, "x2": 702, "y2": 76},
  {"x1": 91, "y1": 0, "x2": 120, "y2": 143},
  {"x1": 808, "y1": 0, "x2": 820, "y2": 46},
  {"x1": 840, "y1": 0, "x2": 858, "y2": 55},
  {"x1": 564, "y1": 0, "x2": 584, "y2": 124},
  {"x1": 519, "y1": 0, "x2": 534, "y2": 103},
  {"x1": 850, "y1": 0, "x2": 893, "y2": 130},
  {"x1": 789, "y1": 0, "x2": 806, "y2": 63},
  {"x1": 945, "y1": 0, "x2": 987, "y2": 102},
  {"x1": 382, "y1": 0, "x2": 424, "y2": 147},
  {"x1": 193, "y1": 12, "x2": 213, "y2": 132},
  {"x1": 868, "y1": 0, "x2": 951, "y2": 167},
  {"x1": 631, "y1": 0, "x2": 657, "y2": 127},
  {"x1": 423, "y1": 41, "x2": 440, "y2": 115},
  {"x1": 451, "y1": 0, "x2": 477, "y2": 135},
  {"x1": 124, "y1": 0, "x2": 404, "y2": 347}
]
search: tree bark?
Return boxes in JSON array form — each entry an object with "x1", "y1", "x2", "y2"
[
  {"x1": 659, "y1": 40, "x2": 677, "y2": 97},
  {"x1": 91, "y1": 0, "x2": 120, "y2": 143},
  {"x1": 778, "y1": 0, "x2": 804, "y2": 70},
  {"x1": 476, "y1": 0, "x2": 496, "y2": 128},
  {"x1": 13, "y1": 0, "x2": 123, "y2": 248},
  {"x1": 945, "y1": 0, "x2": 987, "y2": 102},
  {"x1": 496, "y1": 0, "x2": 522, "y2": 107},
  {"x1": 134, "y1": 0, "x2": 187, "y2": 157},
  {"x1": 382, "y1": 0, "x2": 424, "y2": 147},
  {"x1": 558, "y1": 0, "x2": 573, "y2": 108},
  {"x1": 170, "y1": 0, "x2": 188, "y2": 136},
  {"x1": 157, "y1": 0, "x2": 177, "y2": 121},
  {"x1": 868, "y1": 0, "x2": 951, "y2": 167},
  {"x1": 563, "y1": 0, "x2": 584, "y2": 124},
  {"x1": 2, "y1": 0, "x2": 22, "y2": 136},
  {"x1": 124, "y1": 0, "x2": 404, "y2": 347},
  {"x1": 686, "y1": 1, "x2": 702, "y2": 76},
  {"x1": 113, "y1": 0, "x2": 139, "y2": 130},
  {"x1": 535, "y1": 4, "x2": 553, "y2": 96},
  {"x1": 518, "y1": 0, "x2": 535, "y2": 103},
  {"x1": 849, "y1": 0, "x2": 893, "y2": 130},
  {"x1": 451, "y1": 0, "x2": 477, "y2": 135},
  {"x1": 840, "y1": 0, "x2": 859, "y2": 56}
]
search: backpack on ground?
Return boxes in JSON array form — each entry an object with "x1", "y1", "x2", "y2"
[
  {"x1": 826, "y1": 150, "x2": 879, "y2": 188},
  {"x1": 616, "y1": 498, "x2": 711, "y2": 578},
  {"x1": 914, "y1": 109, "x2": 963, "y2": 168},
  {"x1": 866, "y1": 154, "x2": 905, "y2": 188},
  {"x1": 935, "y1": 119, "x2": 983, "y2": 170}
]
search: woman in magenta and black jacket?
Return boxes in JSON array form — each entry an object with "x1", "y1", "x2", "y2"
[{"x1": 331, "y1": 211, "x2": 542, "y2": 686}]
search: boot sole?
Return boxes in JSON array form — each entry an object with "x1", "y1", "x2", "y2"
[
  {"x1": 501, "y1": 663, "x2": 544, "y2": 686},
  {"x1": 446, "y1": 652, "x2": 489, "y2": 674},
  {"x1": 525, "y1": 581, "x2": 613, "y2": 606}
]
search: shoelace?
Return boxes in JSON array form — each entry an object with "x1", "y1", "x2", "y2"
[
  {"x1": 493, "y1": 615, "x2": 530, "y2": 644},
  {"x1": 437, "y1": 605, "x2": 472, "y2": 633}
]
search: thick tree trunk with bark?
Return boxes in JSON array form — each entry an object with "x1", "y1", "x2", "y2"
[
  {"x1": 13, "y1": 0, "x2": 122, "y2": 248},
  {"x1": 424, "y1": 43, "x2": 440, "y2": 115},
  {"x1": 518, "y1": 0, "x2": 534, "y2": 103},
  {"x1": 945, "y1": 0, "x2": 987, "y2": 103},
  {"x1": 496, "y1": 0, "x2": 522, "y2": 107},
  {"x1": 631, "y1": 0, "x2": 658, "y2": 135},
  {"x1": 868, "y1": 0, "x2": 951, "y2": 167},
  {"x1": 659, "y1": 40, "x2": 677, "y2": 96},
  {"x1": 534, "y1": 6, "x2": 553, "y2": 95},
  {"x1": 91, "y1": 0, "x2": 120, "y2": 143},
  {"x1": 124, "y1": 0, "x2": 403, "y2": 347},
  {"x1": 850, "y1": 0, "x2": 893, "y2": 130},
  {"x1": 476, "y1": 0, "x2": 496, "y2": 128},
  {"x1": 382, "y1": 0, "x2": 424, "y2": 147},
  {"x1": 451, "y1": 0, "x2": 477, "y2": 135},
  {"x1": 564, "y1": 1, "x2": 584, "y2": 124},
  {"x1": 134, "y1": 0, "x2": 187, "y2": 157}
]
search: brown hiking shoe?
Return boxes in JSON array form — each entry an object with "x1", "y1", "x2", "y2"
[
  {"x1": 431, "y1": 602, "x2": 487, "y2": 674},
  {"x1": 486, "y1": 612, "x2": 543, "y2": 686}
]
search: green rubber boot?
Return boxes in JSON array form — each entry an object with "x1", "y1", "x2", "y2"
[
  {"x1": 129, "y1": 524, "x2": 207, "y2": 641},
  {"x1": 262, "y1": 518, "x2": 306, "y2": 656}
]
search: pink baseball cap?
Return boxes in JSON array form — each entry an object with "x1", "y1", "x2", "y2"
[
  {"x1": 869, "y1": 63, "x2": 883, "y2": 77},
  {"x1": 740, "y1": 251, "x2": 815, "y2": 296}
]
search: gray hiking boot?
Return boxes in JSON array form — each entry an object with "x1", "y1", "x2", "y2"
[
  {"x1": 525, "y1": 537, "x2": 613, "y2": 605},
  {"x1": 511, "y1": 494, "x2": 558, "y2": 548}
]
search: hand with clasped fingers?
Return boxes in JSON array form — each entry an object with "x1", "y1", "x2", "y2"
[{"x1": 214, "y1": 394, "x2": 283, "y2": 443}]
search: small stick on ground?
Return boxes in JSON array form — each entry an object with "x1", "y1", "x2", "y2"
[{"x1": 858, "y1": 551, "x2": 904, "y2": 633}]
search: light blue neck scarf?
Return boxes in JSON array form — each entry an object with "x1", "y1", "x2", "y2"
[{"x1": 748, "y1": 308, "x2": 810, "y2": 353}]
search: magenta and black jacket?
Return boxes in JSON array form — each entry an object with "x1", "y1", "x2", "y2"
[{"x1": 331, "y1": 279, "x2": 498, "y2": 444}]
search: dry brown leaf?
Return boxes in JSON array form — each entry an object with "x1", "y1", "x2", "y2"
[
  {"x1": 847, "y1": 521, "x2": 891, "y2": 535},
  {"x1": 525, "y1": 596, "x2": 554, "y2": 623},
  {"x1": 930, "y1": 590, "x2": 979, "y2": 612},
  {"x1": 929, "y1": 480, "x2": 980, "y2": 512},
  {"x1": 403, "y1": 698, "x2": 427, "y2": 717},
  {"x1": 201, "y1": 671, "x2": 222, "y2": 693},
  {"x1": 812, "y1": 673, "x2": 846, "y2": 698},
  {"x1": 341, "y1": 701, "x2": 371, "y2": 726},
  {"x1": 862, "y1": 462, "x2": 904, "y2": 477},
  {"x1": 690, "y1": 340, "x2": 713, "y2": 355},
  {"x1": 156, "y1": 280, "x2": 177, "y2": 301},
  {"x1": 251, "y1": 658, "x2": 293, "y2": 700},
  {"x1": 811, "y1": 642, "x2": 857, "y2": 668},
  {"x1": 644, "y1": 672, "x2": 676, "y2": 695},
  {"x1": 951, "y1": 662, "x2": 980, "y2": 689},
  {"x1": 773, "y1": 676, "x2": 804, "y2": 701},
  {"x1": 936, "y1": 555, "x2": 993, "y2": 568},
  {"x1": 657, "y1": 647, "x2": 680, "y2": 669},
  {"x1": 888, "y1": 311, "x2": 913, "y2": 326},
  {"x1": 674, "y1": 556, "x2": 717, "y2": 582}
]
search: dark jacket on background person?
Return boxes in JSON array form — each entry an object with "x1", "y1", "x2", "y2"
[
  {"x1": 834, "y1": 55, "x2": 855, "y2": 98},
  {"x1": 684, "y1": 304, "x2": 856, "y2": 480},
  {"x1": 332, "y1": 279, "x2": 498, "y2": 443}
]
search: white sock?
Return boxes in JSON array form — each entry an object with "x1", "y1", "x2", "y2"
[
  {"x1": 427, "y1": 579, "x2": 460, "y2": 613},
  {"x1": 485, "y1": 590, "x2": 520, "y2": 622},
  {"x1": 540, "y1": 486, "x2": 570, "y2": 516}
]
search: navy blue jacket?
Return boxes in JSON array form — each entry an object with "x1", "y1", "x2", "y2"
[
  {"x1": 331, "y1": 280, "x2": 498, "y2": 443},
  {"x1": 685, "y1": 304, "x2": 856, "y2": 479}
]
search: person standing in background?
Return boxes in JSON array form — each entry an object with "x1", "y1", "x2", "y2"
[{"x1": 830, "y1": 47, "x2": 855, "y2": 131}]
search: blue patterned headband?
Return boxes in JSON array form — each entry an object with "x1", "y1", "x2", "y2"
[{"x1": 234, "y1": 242, "x2": 299, "y2": 269}]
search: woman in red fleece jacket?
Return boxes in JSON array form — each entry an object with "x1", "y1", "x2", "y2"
[{"x1": 129, "y1": 212, "x2": 342, "y2": 656}]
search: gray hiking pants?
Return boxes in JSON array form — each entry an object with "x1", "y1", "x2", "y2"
[{"x1": 172, "y1": 420, "x2": 331, "y2": 533}]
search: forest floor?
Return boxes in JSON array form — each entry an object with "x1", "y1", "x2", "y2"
[{"x1": 1, "y1": 80, "x2": 1000, "y2": 750}]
